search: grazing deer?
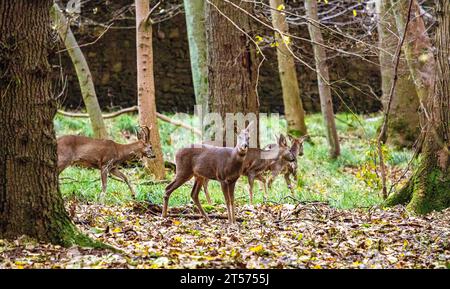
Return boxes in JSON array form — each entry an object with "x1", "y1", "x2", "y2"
[
  {"x1": 57, "y1": 126, "x2": 155, "y2": 199},
  {"x1": 162, "y1": 125, "x2": 251, "y2": 224},
  {"x1": 267, "y1": 135, "x2": 307, "y2": 194},
  {"x1": 202, "y1": 134, "x2": 295, "y2": 204}
]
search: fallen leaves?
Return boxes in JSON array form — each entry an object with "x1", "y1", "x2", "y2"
[{"x1": 0, "y1": 201, "x2": 449, "y2": 269}]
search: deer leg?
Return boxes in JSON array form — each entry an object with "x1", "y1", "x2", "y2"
[
  {"x1": 203, "y1": 179, "x2": 212, "y2": 205},
  {"x1": 284, "y1": 173, "x2": 294, "y2": 195},
  {"x1": 221, "y1": 182, "x2": 232, "y2": 223},
  {"x1": 162, "y1": 173, "x2": 192, "y2": 218},
  {"x1": 248, "y1": 175, "x2": 255, "y2": 205},
  {"x1": 99, "y1": 167, "x2": 109, "y2": 200},
  {"x1": 192, "y1": 177, "x2": 210, "y2": 221},
  {"x1": 110, "y1": 168, "x2": 136, "y2": 198},
  {"x1": 228, "y1": 181, "x2": 237, "y2": 224},
  {"x1": 257, "y1": 175, "x2": 268, "y2": 202}
]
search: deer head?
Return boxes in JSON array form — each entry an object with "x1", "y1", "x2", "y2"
[
  {"x1": 277, "y1": 134, "x2": 295, "y2": 162},
  {"x1": 137, "y1": 126, "x2": 155, "y2": 159},
  {"x1": 236, "y1": 122, "x2": 252, "y2": 155},
  {"x1": 289, "y1": 135, "x2": 308, "y2": 157}
]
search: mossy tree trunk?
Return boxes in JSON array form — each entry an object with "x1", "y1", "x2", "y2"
[
  {"x1": 135, "y1": 0, "x2": 165, "y2": 179},
  {"x1": 184, "y1": 0, "x2": 209, "y2": 115},
  {"x1": 305, "y1": 0, "x2": 340, "y2": 158},
  {"x1": 206, "y1": 0, "x2": 260, "y2": 147},
  {"x1": 51, "y1": 4, "x2": 108, "y2": 139},
  {"x1": 269, "y1": 0, "x2": 307, "y2": 137},
  {"x1": 0, "y1": 0, "x2": 100, "y2": 247},
  {"x1": 376, "y1": 0, "x2": 420, "y2": 147},
  {"x1": 386, "y1": 0, "x2": 450, "y2": 214}
]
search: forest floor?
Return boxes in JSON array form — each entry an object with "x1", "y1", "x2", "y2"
[
  {"x1": 1, "y1": 113, "x2": 449, "y2": 268},
  {"x1": 1, "y1": 202, "x2": 449, "y2": 268}
]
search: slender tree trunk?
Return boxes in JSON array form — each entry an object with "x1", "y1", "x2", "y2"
[
  {"x1": 305, "y1": 0, "x2": 340, "y2": 158},
  {"x1": 386, "y1": 0, "x2": 450, "y2": 214},
  {"x1": 206, "y1": 0, "x2": 260, "y2": 147},
  {"x1": 51, "y1": 4, "x2": 108, "y2": 139},
  {"x1": 184, "y1": 0, "x2": 209, "y2": 114},
  {"x1": 376, "y1": 0, "x2": 420, "y2": 147},
  {"x1": 269, "y1": 0, "x2": 307, "y2": 138},
  {"x1": 390, "y1": 0, "x2": 435, "y2": 107},
  {"x1": 135, "y1": 0, "x2": 165, "y2": 179},
  {"x1": 0, "y1": 0, "x2": 98, "y2": 247}
]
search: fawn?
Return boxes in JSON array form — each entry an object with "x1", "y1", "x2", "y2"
[
  {"x1": 162, "y1": 125, "x2": 251, "y2": 224},
  {"x1": 202, "y1": 134, "x2": 295, "y2": 204},
  {"x1": 57, "y1": 126, "x2": 155, "y2": 199},
  {"x1": 267, "y1": 135, "x2": 307, "y2": 194}
]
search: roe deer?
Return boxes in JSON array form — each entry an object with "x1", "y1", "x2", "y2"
[
  {"x1": 57, "y1": 126, "x2": 155, "y2": 198},
  {"x1": 267, "y1": 135, "x2": 307, "y2": 194},
  {"x1": 162, "y1": 125, "x2": 251, "y2": 224},
  {"x1": 202, "y1": 134, "x2": 294, "y2": 204}
]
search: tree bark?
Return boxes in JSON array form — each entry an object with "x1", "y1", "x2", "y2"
[
  {"x1": 51, "y1": 4, "x2": 108, "y2": 139},
  {"x1": 376, "y1": 0, "x2": 420, "y2": 147},
  {"x1": 0, "y1": 0, "x2": 99, "y2": 246},
  {"x1": 269, "y1": 0, "x2": 307, "y2": 138},
  {"x1": 135, "y1": 0, "x2": 165, "y2": 179},
  {"x1": 386, "y1": 0, "x2": 450, "y2": 214},
  {"x1": 305, "y1": 0, "x2": 340, "y2": 158},
  {"x1": 390, "y1": 0, "x2": 435, "y2": 108},
  {"x1": 184, "y1": 0, "x2": 209, "y2": 114},
  {"x1": 206, "y1": 0, "x2": 260, "y2": 147}
]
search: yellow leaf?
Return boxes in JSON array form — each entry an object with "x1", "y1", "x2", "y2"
[
  {"x1": 112, "y1": 227, "x2": 122, "y2": 233},
  {"x1": 353, "y1": 9, "x2": 357, "y2": 17},
  {"x1": 283, "y1": 35, "x2": 291, "y2": 45},
  {"x1": 255, "y1": 35, "x2": 263, "y2": 44},
  {"x1": 324, "y1": 0, "x2": 329, "y2": 4},
  {"x1": 249, "y1": 244, "x2": 264, "y2": 253},
  {"x1": 313, "y1": 264, "x2": 322, "y2": 269},
  {"x1": 172, "y1": 220, "x2": 181, "y2": 226},
  {"x1": 277, "y1": 4, "x2": 285, "y2": 11}
]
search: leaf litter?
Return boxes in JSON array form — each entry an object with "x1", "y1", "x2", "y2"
[{"x1": 1, "y1": 201, "x2": 449, "y2": 269}]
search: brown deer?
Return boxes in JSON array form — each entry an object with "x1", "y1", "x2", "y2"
[
  {"x1": 267, "y1": 135, "x2": 307, "y2": 194},
  {"x1": 202, "y1": 134, "x2": 295, "y2": 204},
  {"x1": 57, "y1": 126, "x2": 155, "y2": 199},
  {"x1": 162, "y1": 125, "x2": 251, "y2": 224}
]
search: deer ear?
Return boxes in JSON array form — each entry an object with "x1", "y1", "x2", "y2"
[{"x1": 278, "y1": 134, "x2": 287, "y2": 147}]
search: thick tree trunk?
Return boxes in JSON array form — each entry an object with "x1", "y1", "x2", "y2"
[
  {"x1": 376, "y1": 0, "x2": 420, "y2": 147},
  {"x1": 386, "y1": 0, "x2": 450, "y2": 214},
  {"x1": 390, "y1": 0, "x2": 435, "y2": 107},
  {"x1": 305, "y1": 0, "x2": 340, "y2": 158},
  {"x1": 184, "y1": 0, "x2": 209, "y2": 114},
  {"x1": 206, "y1": 0, "x2": 260, "y2": 147},
  {"x1": 269, "y1": 0, "x2": 307, "y2": 137},
  {"x1": 0, "y1": 0, "x2": 98, "y2": 246},
  {"x1": 51, "y1": 4, "x2": 108, "y2": 139},
  {"x1": 135, "y1": 0, "x2": 165, "y2": 179}
]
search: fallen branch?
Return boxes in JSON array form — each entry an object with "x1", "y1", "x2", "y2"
[{"x1": 57, "y1": 107, "x2": 202, "y2": 136}]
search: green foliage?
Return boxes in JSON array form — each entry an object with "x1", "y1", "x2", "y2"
[{"x1": 55, "y1": 112, "x2": 412, "y2": 210}]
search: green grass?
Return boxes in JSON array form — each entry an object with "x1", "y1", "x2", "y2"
[{"x1": 55, "y1": 112, "x2": 412, "y2": 209}]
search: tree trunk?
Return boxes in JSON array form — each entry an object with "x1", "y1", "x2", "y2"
[
  {"x1": 390, "y1": 0, "x2": 435, "y2": 107},
  {"x1": 184, "y1": 0, "x2": 209, "y2": 114},
  {"x1": 51, "y1": 4, "x2": 108, "y2": 139},
  {"x1": 206, "y1": 0, "x2": 260, "y2": 147},
  {"x1": 386, "y1": 0, "x2": 450, "y2": 214},
  {"x1": 135, "y1": 0, "x2": 165, "y2": 179},
  {"x1": 305, "y1": 0, "x2": 340, "y2": 158},
  {"x1": 269, "y1": 0, "x2": 307, "y2": 138},
  {"x1": 376, "y1": 0, "x2": 420, "y2": 147},
  {"x1": 0, "y1": 0, "x2": 99, "y2": 247}
]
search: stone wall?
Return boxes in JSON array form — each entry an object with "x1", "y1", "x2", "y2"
[{"x1": 55, "y1": 3, "x2": 382, "y2": 114}]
